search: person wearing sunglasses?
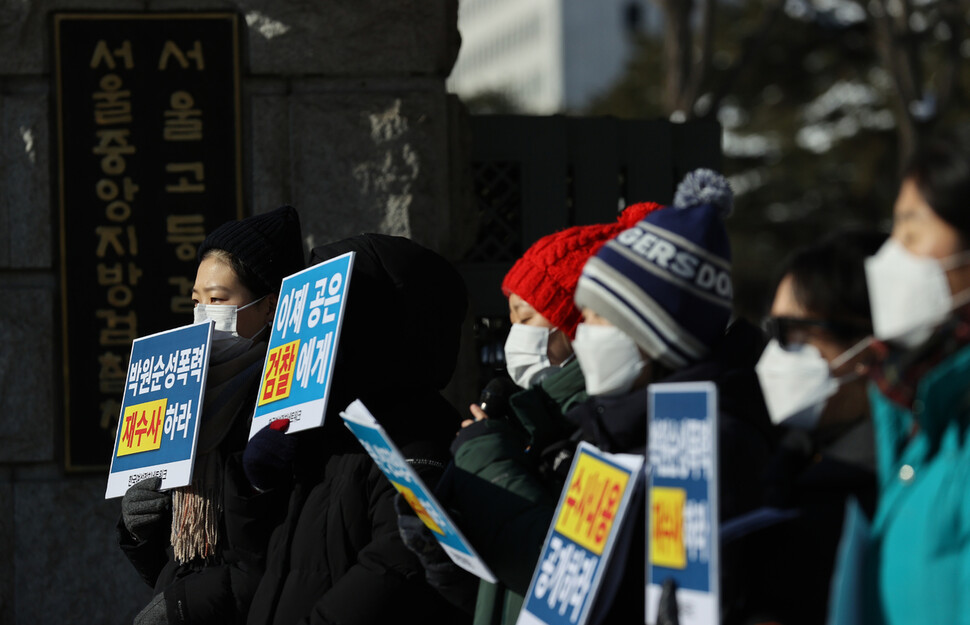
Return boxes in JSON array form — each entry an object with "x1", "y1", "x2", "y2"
[
  {"x1": 829, "y1": 132, "x2": 970, "y2": 625},
  {"x1": 726, "y1": 229, "x2": 883, "y2": 625}
]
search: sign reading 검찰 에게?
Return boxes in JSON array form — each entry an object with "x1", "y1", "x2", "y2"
[
  {"x1": 517, "y1": 442, "x2": 644, "y2": 625},
  {"x1": 646, "y1": 381, "x2": 719, "y2": 625},
  {"x1": 341, "y1": 400, "x2": 497, "y2": 583},
  {"x1": 249, "y1": 251, "x2": 354, "y2": 438},
  {"x1": 105, "y1": 321, "x2": 212, "y2": 498}
]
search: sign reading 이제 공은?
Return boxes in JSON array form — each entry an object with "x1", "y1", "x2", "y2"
[{"x1": 54, "y1": 13, "x2": 242, "y2": 471}]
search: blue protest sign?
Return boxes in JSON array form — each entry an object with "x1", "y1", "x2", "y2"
[
  {"x1": 646, "y1": 382, "x2": 719, "y2": 625},
  {"x1": 517, "y1": 442, "x2": 644, "y2": 625},
  {"x1": 105, "y1": 321, "x2": 212, "y2": 498},
  {"x1": 340, "y1": 400, "x2": 497, "y2": 583},
  {"x1": 250, "y1": 252, "x2": 354, "y2": 437}
]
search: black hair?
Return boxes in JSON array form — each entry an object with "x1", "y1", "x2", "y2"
[
  {"x1": 200, "y1": 248, "x2": 272, "y2": 298},
  {"x1": 775, "y1": 228, "x2": 886, "y2": 341},
  {"x1": 903, "y1": 132, "x2": 970, "y2": 242}
]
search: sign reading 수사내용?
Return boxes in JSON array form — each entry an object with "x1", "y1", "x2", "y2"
[
  {"x1": 105, "y1": 321, "x2": 212, "y2": 498},
  {"x1": 341, "y1": 400, "x2": 497, "y2": 583},
  {"x1": 517, "y1": 442, "x2": 644, "y2": 625},
  {"x1": 646, "y1": 381, "x2": 719, "y2": 625},
  {"x1": 249, "y1": 252, "x2": 355, "y2": 438}
]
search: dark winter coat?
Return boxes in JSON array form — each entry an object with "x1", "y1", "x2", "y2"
[
  {"x1": 446, "y1": 358, "x2": 588, "y2": 625},
  {"x1": 246, "y1": 233, "x2": 471, "y2": 625},
  {"x1": 118, "y1": 342, "x2": 290, "y2": 624},
  {"x1": 722, "y1": 419, "x2": 876, "y2": 625}
]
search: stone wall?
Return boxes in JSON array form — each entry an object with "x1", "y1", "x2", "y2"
[{"x1": 0, "y1": 2, "x2": 470, "y2": 623}]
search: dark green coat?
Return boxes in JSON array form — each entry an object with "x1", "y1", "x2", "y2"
[{"x1": 448, "y1": 360, "x2": 587, "y2": 625}]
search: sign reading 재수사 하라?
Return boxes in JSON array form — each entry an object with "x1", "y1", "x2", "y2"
[{"x1": 105, "y1": 321, "x2": 212, "y2": 498}]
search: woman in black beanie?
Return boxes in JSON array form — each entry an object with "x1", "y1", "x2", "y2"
[{"x1": 118, "y1": 205, "x2": 305, "y2": 625}]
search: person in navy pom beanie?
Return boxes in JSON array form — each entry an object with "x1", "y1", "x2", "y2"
[
  {"x1": 564, "y1": 168, "x2": 772, "y2": 622},
  {"x1": 574, "y1": 168, "x2": 734, "y2": 372}
]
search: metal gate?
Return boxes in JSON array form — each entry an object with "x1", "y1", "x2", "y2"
[{"x1": 458, "y1": 115, "x2": 722, "y2": 391}]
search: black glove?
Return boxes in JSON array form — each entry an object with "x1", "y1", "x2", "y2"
[
  {"x1": 395, "y1": 493, "x2": 461, "y2": 584},
  {"x1": 395, "y1": 492, "x2": 447, "y2": 560},
  {"x1": 243, "y1": 418, "x2": 297, "y2": 491},
  {"x1": 121, "y1": 477, "x2": 171, "y2": 542}
]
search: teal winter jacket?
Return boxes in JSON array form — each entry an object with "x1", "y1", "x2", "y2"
[{"x1": 829, "y1": 343, "x2": 970, "y2": 625}]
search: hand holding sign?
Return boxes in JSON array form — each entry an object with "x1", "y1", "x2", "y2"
[
  {"x1": 243, "y1": 418, "x2": 297, "y2": 491},
  {"x1": 121, "y1": 477, "x2": 172, "y2": 541}
]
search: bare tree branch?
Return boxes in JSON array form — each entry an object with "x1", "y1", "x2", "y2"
[{"x1": 700, "y1": 0, "x2": 786, "y2": 119}]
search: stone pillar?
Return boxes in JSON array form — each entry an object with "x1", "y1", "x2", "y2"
[{"x1": 0, "y1": 2, "x2": 469, "y2": 623}]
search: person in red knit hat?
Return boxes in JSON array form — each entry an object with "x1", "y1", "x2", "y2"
[
  {"x1": 415, "y1": 201, "x2": 665, "y2": 622},
  {"x1": 486, "y1": 201, "x2": 664, "y2": 397}
]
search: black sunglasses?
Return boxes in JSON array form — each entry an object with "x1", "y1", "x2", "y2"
[{"x1": 762, "y1": 316, "x2": 870, "y2": 348}]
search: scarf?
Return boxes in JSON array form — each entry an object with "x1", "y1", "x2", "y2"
[
  {"x1": 171, "y1": 338, "x2": 267, "y2": 564},
  {"x1": 869, "y1": 304, "x2": 970, "y2": 411}
]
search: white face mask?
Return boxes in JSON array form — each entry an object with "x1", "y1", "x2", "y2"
[
  {"x1": 755, "y1": 337, "x2": 870, "y2": 429},
  {"x1": 193, "y1": 296, "x2": 266, "y2": 363},
  {"x1": 504, "y1": 323, "x2": 560, "y2": 389},
  {"x1": 573, "y1": 323, "x2": 645, "y2": 396},
  {"x1": 865, "y1": 239, "x2": 970, "y2": 348}
]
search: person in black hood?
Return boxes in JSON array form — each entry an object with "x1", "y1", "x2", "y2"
[{"x1": 243, "y1": 233, "x2": 471, "y2": 625}]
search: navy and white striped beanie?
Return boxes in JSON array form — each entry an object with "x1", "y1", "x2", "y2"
[{"x1": 574, "y1": 169, "x2": 733, "y2": 370}]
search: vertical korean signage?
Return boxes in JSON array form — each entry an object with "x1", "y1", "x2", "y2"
[
  {"x1": 341, "y1": 400, "x2": 497, "y2": 583},
  {"x1": 518, "y1": 442, "x2": 644, "y2": 625},
  {"x1": 53, "y1": 13, "x2": 242, "y2": 471},
  {"x1": 250, "y1": 253, "x2": 355, "y2": 437},
  {"x1": 105, "y1": 322, "x2": 211, "y2": 498},
  {"x1": 646, "y1": 382, "x2": 719, "y2": 625}
]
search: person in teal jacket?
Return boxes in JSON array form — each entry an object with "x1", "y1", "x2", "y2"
[{"x1": 829, "y1": 132, "x2": 970, "y2": 625}]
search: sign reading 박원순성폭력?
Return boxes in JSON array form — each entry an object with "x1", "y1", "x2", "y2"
[{"x1": 105, "y1": 321, "x2": 212, "y2": 499}]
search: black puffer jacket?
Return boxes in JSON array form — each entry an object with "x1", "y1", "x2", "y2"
[{"x1": 246, "y1": 234, "x2": 471, "y2": 625}]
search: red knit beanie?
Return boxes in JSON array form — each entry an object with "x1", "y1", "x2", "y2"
[{"x1": 502, "y1": 202, "x2": 664, "y2": 338}]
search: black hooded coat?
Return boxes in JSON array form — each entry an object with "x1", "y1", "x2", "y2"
[{"x1": 246, "y1": 234, "x2": 471, "y2": 625}]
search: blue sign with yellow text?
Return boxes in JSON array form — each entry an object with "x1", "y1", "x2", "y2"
[
  {"x1": 105, "y1": 321, "x2": 212, "y2": 498},
  {"x1": 341, "y1": 400, "x2": 497, "y2": 583},
  {"x1": 646, "y1": 382, "x2": 719, "y2": 625},
  {"x1": 518, "y1": 442, "x2": 643, "y2": 625}
]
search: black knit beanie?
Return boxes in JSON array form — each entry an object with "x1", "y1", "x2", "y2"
[{"x1": 197, "y1": 205, "x2": 305, "y2": 294}]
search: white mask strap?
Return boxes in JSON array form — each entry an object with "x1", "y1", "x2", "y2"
[{"x1": 830, "y1": 335, "x2": 873, "y2": 372}]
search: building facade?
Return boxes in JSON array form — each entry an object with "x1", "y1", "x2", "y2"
[{"x1": 448, "y1": 0, "x2": 660, "y2": 113}]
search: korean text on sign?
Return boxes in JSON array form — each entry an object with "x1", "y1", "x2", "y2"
[
  {"x1": 646, "y1": 382, "x2": 719, "y2": 625},
  {"x1": 251, "y1": 252, "x2": 355, "y2": 437},
  {"x1": 341, "y1": 399, "x2": 497, "y2": 583},
  {"x1": 518, "y1": 443, "x2": 643, "y2": 625},
  {"x1": 105, "y1": 321, "x2": 212, "y2": 499}
]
